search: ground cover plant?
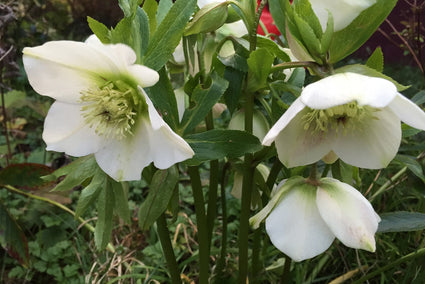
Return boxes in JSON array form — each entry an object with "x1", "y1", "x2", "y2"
[{"x1": 1, "y1": 0, "x2": 425, "y2": 283}]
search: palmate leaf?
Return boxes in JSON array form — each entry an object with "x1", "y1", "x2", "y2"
[
  {"x1": 143, "y1": 0, "x2": 197, "y2": 70},
  {"x1": 43, "y1": 155, "x2": 98, "y2": 192},
  {"x1": 180, "y1": 72, "x2": 229, "y2": 135}
]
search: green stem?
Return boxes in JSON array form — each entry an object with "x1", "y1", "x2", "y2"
[
  {"x1": 238, "y1": 81, "x2": 256, "y2": 283},
  {"x1": 4, "y1": 184, "x2": 116, "y2": 253},
  {"x1": 266, "y1": 159, "x2": 283, "y2": 190},
  {"x1": 280, "y1": 254, "x2": 292, "y2": 284},
  {"x1": 270, "y1": 61, "x2": 319, "y2": 73},
  {"x1": 188, "y1": 166, "x2": 210, "y2": 284},
  {"x1": 156, "y1": 213, "x2": 182, "y2": 284},
  {"x1": 251, "y1": 227, "x2": 262, "y2": 283},
  {"x1": 205, "y1": 112, "x2": 219, "y2": 243},
  {"x1": 352, "y1": 248, "x2": 425, "y2": 283},
  {"x1": 369, "y1": 166, "x2": 407, "y2": 202},
  {"x1": 214, "y1": 163, "x2": 230, "y2": 280},
  {"x1": 249, "y1": 0, "x2": 268, "y2": 52}
]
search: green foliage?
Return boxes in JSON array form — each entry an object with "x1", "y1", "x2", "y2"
[
  {"x1": 184, "y1": 2, "x2": 229, "y2": 36},
  {"x1": 143, "y1": 0, "x2": 197, "y2": 70},
  {"x1": 138, "y1": 167, "x2": 179, "y2": 230},
  {"x1": 185, "y1": 129, "x2": 262, "y2": 165},
  {"x1": 378, "y1": 212, "x2": 425, "y2": 233},
  {"x1": 328, "y1": 0, "x2": 398, "y2": 63},
  {"x1": 180, "y1": 72, "x2": 229, "y2": 134},
  {"x1": 0, "y1": 201, "x2": 29, "y2": 267}
]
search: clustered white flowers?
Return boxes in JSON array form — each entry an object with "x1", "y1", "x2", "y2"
[
  {"x1": 23, "y1": 35, "x2": 194, "y2": 181},
  {"x1": 22, "y1": 0, "x2": 425, "y2": 264}
]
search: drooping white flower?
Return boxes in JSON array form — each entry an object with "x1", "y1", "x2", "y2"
[
  {"x1": 310, "y1": 0, "x2": 376, "y2": 32},
  {"x1": 23, "y1": 35, "x2": 194, "y2": 181},
  {"x1": 263, "y1": 72, "x2": 425, "y2": 169},
  {"x1": 250, "y1": 177, "x2": 380, "y2": 262}
]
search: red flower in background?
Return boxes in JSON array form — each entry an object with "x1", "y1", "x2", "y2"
[{"x1": 256, "y1": 0, "x2": 281, "y2": 36}]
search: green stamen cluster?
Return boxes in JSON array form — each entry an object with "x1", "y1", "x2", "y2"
[
  {"x1": 302, "y1": 101, "x2": 380, "y2": 134},
  {"x1": 80, "y1": 80, "x2": 140, "y2": 139}
]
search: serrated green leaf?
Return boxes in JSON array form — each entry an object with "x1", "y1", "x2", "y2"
[
  {"x1": 378, "y1": 211, "x2": 425, "y2": 233},
  {"x1": 111, "y1": 180, "x2": 131, "y2": 224},
  {"x1": 320, "y1": 11, "x2": 334, "y2": 54},
  {"x1": 268, "y1": 0, "x2": 286, "y2": 36},
  {"x1": 334, "y1": 64, "x2": 409, "y2": 92},
  {"x1": 247, "y1": 48, "x2": 274, "y2": 92},
  {"x1": 256, "y1": 36, "x2": 290, "y2": 62},
  {"x1": 138, "y1": 167, "x2": 179, "y2": 230},
  {"x1": 111, "y1": 7, "x2": 150, "y2": 63},
  {"x1": 293, "y1": 13, "x2": 322, "y2": 60},
  {"x1": 328, "y1": 0, "x2": 398, "y2": 63},
  {"x1": 143, "y1": 0, "x2": 197, "y2": 70},
  {"x1": 184, "y1": 2, "x2": 228, "y2": 35},
  {"x1": 293, "y1": 0, "x2": 323, "y2": 37},
  {"x1": 142, "y1": 0, "x2": 158, "y2": 36},
  {"x1": 145, "y1": 68, "x2": 179, "y2": 130},
  {"x1": 156, "y1": 0, "x2": 173, "y2": 26},
  {"x1": 180, "y1": 72, "x2": 229, "y2": 134},
  {"x1": 223, "y1": 66, "x2": 245, "y2": 114},
  {"x1": 43, "y1": 155, "x2": 98, "y2": 192},
  {"x1": 87, "y1": 16, "x2": 111, "y2": 43},
  {"x1": 94, "y1": 182, "x2": 114, "y2": 250},
  {"x1": 185, "y1": 129, "x2": 262, "y2": 165},
  {"x1": 75, "y1": 169, "x2": 106, "y2": 218},
  {"x1": 0, "y1": 201, "x2": 29, "y2": 267},
  {"x1": 366, "y1": 47, "x2": 384, "y2": 72}
]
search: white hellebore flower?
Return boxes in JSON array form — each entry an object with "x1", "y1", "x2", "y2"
[
  {"x1": 263, "y1": 72, "x2": 425, "y2": 169},
  {"x1": 250, "y1": 177, "x2": 381, "y2": 262},
  {"x1": 23, "y1": 35, "x2": 194, "y2": 181},
  {"x1": 310, "y1": 0, "x2": 376, "y2": 32}
]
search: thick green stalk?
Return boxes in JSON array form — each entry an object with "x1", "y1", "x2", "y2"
[
  {"x1": 156, "y1": 213, "x2": 182, "y2": 284},
  {"x1": 188, "y1": 166, "x2": 210, "y2": 284},
  {"x1": 205, "y1": 112, "x2": 219, "y2": 243},
  {"x1": 238, "y1": 90, "x2": 255, "y2": 282},
  {"x1": 214, "y1": 163, "x2": 230, "y2": 280},
  {"x1": 251, "y1": 227, "x2": 262, "y2": 283}
]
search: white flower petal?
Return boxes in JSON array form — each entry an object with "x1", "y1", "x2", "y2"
[
  {"x1": 273, "y1": 108, "x2": 335, "y2": 167},
  {"x1": 317, "y1": 178, "x2": 379, "y2": 252},
  {"x1": 334, "y1": 108, "x2": 401, "y2": 169},
  {"x1": 388, "y1": 93, "x2": 425, "y2": 131},
  {"x1": 22, "y1": 53, "x2": 94, "y2": 103},
  {"x1": 95, "y1": 88, "x2": 194, "y2": 181},
  {"x1": 262, "y1": 97, "x2": 306, "y2": 146},
  {"x1": 266, "y1": 184, "x2": 335, "y2": 262},
  {"x1": 128, "y1": 65, "x2": 159, "y2": 87},
  {"x1": 23, "y1": 40, "x2": 128, "y2": 102},
  {"x1": 301, "y1": 73, "x2": 397, "y2": 110},
  {"x1": 310, "y1": 0, "x2": 376, "y2": 31},
  {"x1": 42, "y1": 101, "x2": 101, "y2": 156},
  {"x1": 142, "y1": 88, "x2": 194, "y2": 168}
]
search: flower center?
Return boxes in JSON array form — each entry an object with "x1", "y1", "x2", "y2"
[
  {"x1": 302, "y1": 101, "x2": 380, "y2": 134},
  {"x1": 80, "y1": 80, "x2": 141, "y2": 140}
]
